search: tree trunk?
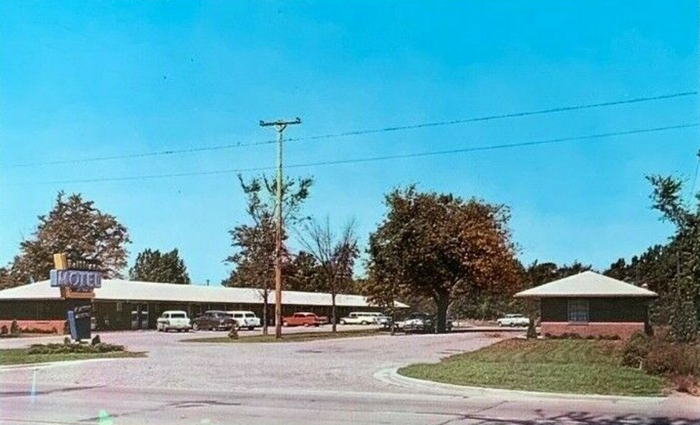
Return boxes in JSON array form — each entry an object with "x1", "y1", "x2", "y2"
[
  {"x1": 262, "y1": 288, "x2": 269, "y2": 336},
  {"x1": 435, "y1": 294, "x2": 450, "y2": 333},
  {"x1": 331, "y1": 292, "x2": 337, "y2": 333}
]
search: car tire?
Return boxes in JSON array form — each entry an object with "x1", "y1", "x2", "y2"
[
  {"x1": 248, "y1": 326, "x2": 254, "y2": 331},
  {"x1": 361, "y1": 321, "x2": 369, "y2": 325},
  {"x1": 283, "y1": 321, "x2": 289, "y2": 327},
  {"x1": 192, "y1": 323, "x2": 199, "y2": 331},
  {"x1": 340, "y1": 320, "x2": 346, "y2": 325}
]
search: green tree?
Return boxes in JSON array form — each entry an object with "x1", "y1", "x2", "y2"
[
  {"x1": 647, "y1": 174, "x2": 699, "y2": 342},
  {"x1": 223, "y1": 174, "x2": 312, "y2": 335},
  {"x1": 524, "y1": 260, "x2": 591, "y2": 286},
  {"x1": 0, "y1": 192, "x2": 130, "y2": 287},
  {"x1": 298, "y1": 218, "x2": 359, "y2": 332},
  {"x1": 286, "y1": 251, "x2": 323, "y2": 292},
  {"x1": 367, "y1": 186, "x2": 520, "y2": 333},
  {"x1": 129, "y1": 248, "x2": 190, "y2": 284}
]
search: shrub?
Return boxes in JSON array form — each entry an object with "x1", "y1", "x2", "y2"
[
  {"x1": 622, "y1": 330, "x2": 700, "y2": 393},
  {"x1": 0, "y1": 325, "x2": 7, "y2": 335},
  {"x1": 91, "y1": 335, "x2": 101, "y2": 345},
  {"x1": 672, "y1": 375, "x2": 699, "y2": 395},
  {"x1": 669, "y1": 297, "x2": 698, "y2": 343},
  {"x1": 621, "y1": 332, "x2": 651, "y2": 369},
  {"x1": 22, "y1": 327, "x2": 57, "y2": 334},
  {"x1": 598, "y1": 334, "x2": 620, "y2": 340},
  {"x1": 228, "y1": 327, "x2": 239, "y2": 339},
  {"x1": 644, "y1": 343, "x2": 700, "y2": 377},
  {"x1": 9, "y1": 320, "x2": 20, "y2": 335},
  {"x1": 27, "y1": 341, "x2": 125, "y2": 355}
]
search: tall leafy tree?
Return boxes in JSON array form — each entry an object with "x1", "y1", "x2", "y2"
[
  {"x1": 298, "y1": 218, "x2": 359, "y2": 332},
  {"x1": 646, "y1": 174, "x2": 699, "y2": 342},
  {"x1": 367, "y1": 186, "x2": 520, "y2": 332},
  {"x1": 0, "y1": 192, "x2": 130, "y2": 287},
  {"x1": 286, "y1": 251, "x2": 323, "y2": 292},
  {"x1": 524, "y1": 260, "x2": 591, "y2": 286},
  {"x1": 129, "y1": 248, "x2": 190, "y2": 284},
  {"x1": 223, "y1": 174, "x2": 312, "y2": 335}
]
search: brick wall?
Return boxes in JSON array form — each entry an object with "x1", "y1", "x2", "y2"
[
  {"x1": 0, "y1": 320, "x2": 64, "y2": 334},
  {"x1": 541, "y1": 321, "x2": 645, "y2": 339}
]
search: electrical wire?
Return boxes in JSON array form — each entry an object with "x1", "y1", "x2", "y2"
[
  {"x1": 25, "y1": 122, "x2": 698, "y2": 186},
  {"x1": 7, "y1": 91, "x2": 696, "y2": 168}
]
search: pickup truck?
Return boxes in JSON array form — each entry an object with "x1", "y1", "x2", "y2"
[{"x1": 281, "y1": 312, "x2": 327, "y2": 327}]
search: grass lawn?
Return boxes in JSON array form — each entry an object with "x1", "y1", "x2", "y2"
[
  {"x1": 183, "y1": 328, "x2": 385, "y2": 343},
  {"x1": 399, "y1": 339, "x2": 667, "y2": 396},
  {"x1": 0, "y1": 348, "x2": 146, "y2": 366}
]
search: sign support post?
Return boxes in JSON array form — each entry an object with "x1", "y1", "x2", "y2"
[{"x1": 51, "y1": 253, "x2": 101, "y2": 341}]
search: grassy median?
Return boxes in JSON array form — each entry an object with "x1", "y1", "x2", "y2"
[
  {"x1": 399, "y1": 339, "x2": 666, "y2": 396},
  {"x1": 183, "y1": 328, "x2": 384, "y2": 343},
  {"x1": 0, "y1": 348, "x2": 145, "y2": 366}
]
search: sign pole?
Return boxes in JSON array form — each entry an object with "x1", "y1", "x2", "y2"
[{"x1": 51, "y1": 253, "x2": 100, "y2": 340}]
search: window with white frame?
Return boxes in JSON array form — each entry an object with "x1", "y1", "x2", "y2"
[{"x1": 567, "y1": 299, "x2": 589, "y2": 322}]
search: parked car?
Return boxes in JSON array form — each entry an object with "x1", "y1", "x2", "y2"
[
  {"x1": 157, "y1": 310, "x2": 192, "y2": 332},
  {"x1": 227, "y1": 310, "x2": 261, "y2": 330},
  {"x1": 192, "y1": 310, "x2": 236, "y2": 331},
  {"x1": 496, "y1": 313, "x2": 530, "y2": 327},
  {"x1": 339, "y1": 312, "x2": 384, "y2": 325},
  {"x1": 396, "y1": 312, "x2": 453, "y2": 333},
  {"x1": 376, "y1": 314, "x2": 392, "y2": 327},
  {"x1": 281, "y1": 312, "x2": 327, "y2": 327}
]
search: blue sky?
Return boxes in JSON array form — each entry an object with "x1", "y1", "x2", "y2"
[{"x1": 0, "y1": 1, "x2": 697, "y2": 284}]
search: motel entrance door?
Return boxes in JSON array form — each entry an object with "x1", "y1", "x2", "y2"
[{"x1": 130, "y1": 304, "x2": 149, "y2": 330}]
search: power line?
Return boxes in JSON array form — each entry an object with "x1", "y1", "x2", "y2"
[
  {"x1": 25, "y1": 122, "x2": 698, "y2": 186},
  {"x1": 290, "y1": 91, "x2": 698, "y2": 142},
  {"x1": 7, "y1": 91, "x2": 696, "y2": 168},
  {"x1": 8, "y1": 138, "x2": 278, "y2": 168}
]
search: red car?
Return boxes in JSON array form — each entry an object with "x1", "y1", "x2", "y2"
[{"x1": 282, "y1": 312, "x2": 327, "y2": 327}]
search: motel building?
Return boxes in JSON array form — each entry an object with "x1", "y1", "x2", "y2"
[
  {"x1": 0, "y1": 279, "x2": 407, "y2": 333},
  {"x1": 515, "y1": 271, "x2": 658, "y2": 339}
]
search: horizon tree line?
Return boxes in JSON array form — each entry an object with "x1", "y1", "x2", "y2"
[{"x1": 0, "y1": 167, "x2": 696, "y2": 337}]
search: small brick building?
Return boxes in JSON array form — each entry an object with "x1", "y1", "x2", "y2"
[{"x1": 515, "y1": 271, "x2": 657, "y2": 339}]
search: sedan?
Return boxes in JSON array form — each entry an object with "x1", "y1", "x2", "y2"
[{"x1": 192, "y1": 310, "x2": 236, "y2": 331}]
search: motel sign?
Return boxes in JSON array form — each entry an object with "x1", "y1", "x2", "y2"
[{"x1": 50, "y1": 269, "x2": 102, "y2": 292}]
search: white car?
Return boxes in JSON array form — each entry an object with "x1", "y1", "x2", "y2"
[
  {"x1": 227, "y1": 311, "x2": 261, "y2": 330},
  {"x1": 157, "y1": 310, "x2": 191, "y2": 332},
  {"x1": 339, "y1": 312, "x2": 383, "y2": 325},
  {"x1": 496, "y1": 314, "x2": 530, "y2": 327}
]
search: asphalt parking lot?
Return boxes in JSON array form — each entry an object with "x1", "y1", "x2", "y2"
[
  {"x1": 4, "y1": 327, "x2": 700, "y2": 425},
  {"x1": 0, "y1": 326, "x2": 507, "y2": 393}
]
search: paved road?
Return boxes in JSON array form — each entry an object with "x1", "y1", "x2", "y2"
[{"x1": 1, "y1": 329, "x2": 699, "y2": 424}]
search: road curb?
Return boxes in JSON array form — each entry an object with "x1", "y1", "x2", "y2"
[{"x1": 373, "y1": 367, "x2": 667, "y2": 403}]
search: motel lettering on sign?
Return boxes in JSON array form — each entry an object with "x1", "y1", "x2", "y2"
[{"x1": 50, "y1": 269, "x2": 102, "y2": 292}]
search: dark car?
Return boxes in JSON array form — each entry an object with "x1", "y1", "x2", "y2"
[
  {"x1": 397, "y1": 312, "x2": 453, "y2": 333},
  {"x1": 192, "y1": 310, "x2": 236, "y2": 331}
]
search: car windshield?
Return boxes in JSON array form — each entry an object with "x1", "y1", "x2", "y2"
[
  {"x1": 171, "y1": 313, "x2": 185, "y2": 318},
  {"x1": 245, "y1": 313, "x2": 255, "y2": 318}
]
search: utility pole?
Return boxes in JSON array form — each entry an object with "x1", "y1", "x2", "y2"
[{"x1": 259, "y1": 117, "x2": 301, "y2": 339}]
